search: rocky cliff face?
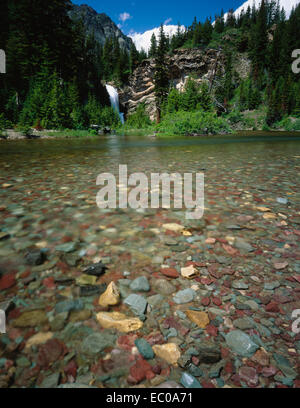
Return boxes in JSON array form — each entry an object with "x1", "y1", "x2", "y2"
[
  {"x1": 120, "y1": 49, "x2": 251, "y2": 120},
  {"x1": 68, "y1": 4, "x2": 133, "y2": 53}
]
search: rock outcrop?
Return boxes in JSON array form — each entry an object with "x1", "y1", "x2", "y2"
[{"x1": 120, "y1": 49, "x2": 251, "y2": 120}]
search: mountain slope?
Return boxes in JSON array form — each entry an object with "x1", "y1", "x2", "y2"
[{"x1": 68, "y1": 4, "x2": 133, "y2": 53}]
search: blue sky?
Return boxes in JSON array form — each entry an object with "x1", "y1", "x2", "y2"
[{"x1": 72, "y1": 0, "x2": 246, "y2": 34}]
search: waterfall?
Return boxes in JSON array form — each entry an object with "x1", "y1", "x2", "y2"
[{"x1": 105, "y1": 84, "x2": 125, "y2": 125}]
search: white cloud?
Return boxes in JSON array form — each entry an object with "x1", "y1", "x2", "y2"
[
  {"x1": 119, "y1": 12, "x2": 132, "y2": 23},
  {"x1": 164, "y1": 17, "x2": 172, "y2": 25},
  {"x1": 129, "y1": 25, "x2": 185, "y2": 52}
]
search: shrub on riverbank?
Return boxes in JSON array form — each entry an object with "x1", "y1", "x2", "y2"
[{"x1": 155, "y1": 110, "x2": 232, "y2": 135}]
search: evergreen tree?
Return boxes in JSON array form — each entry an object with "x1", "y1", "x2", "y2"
[
  {"x1": 154, "y1": 25, "x2": 169, "y2": 122},
  {"x1": 149, "y1": 34, "x2": 157, "y2": 58}
]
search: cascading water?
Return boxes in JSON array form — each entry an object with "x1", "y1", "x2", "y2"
[{"x1": 105, "y1": 84, "x2": 125, "y2": 125}]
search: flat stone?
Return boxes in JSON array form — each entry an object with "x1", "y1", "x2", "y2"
[
  {"x1": 55, "y1": 242, "x2": 77, "y2": 253},
  {"x1": 25, "y1": 332, "x2": 53, "y2": 350},
  {"x1": 55, "y1": 299, "x2": 84, "y2": 314},
  {"x1": 147, "y1": 294, "x2": 164, "y2": 307},
  {"x1": 186, "y1": 310, "x2": 210, "y2": 329},
  {"x1": 264, "y1": 281, "x2": 280, "y2": 290},
  {"x1": 173, "y1": 289, "x2": 196, "y2": 304},
  {"x1": 40, "y1": 372, "x2": 60, "y2": 388},
  {"x1": 135, "y1": 338, "x2": 155, "y2": 360},
  {"x1": 239, "y1": 366, "x2": 258, "y2": 386},
  {"x1": 161, "y1": 268, "x2": 179, "y2": 279},
  {"x1": 232, "y1": 281, "x2": 249, "y2": 290},
  {"x1": 155, "y1": 381, "x2": 183, "y2": 388},
  {"x1": 81, "y1": 332, "x2": 116, "y2": 356},
  {"x1": 152, "y1": 343, "x2": 181, "y2": 365},
  {"x1": 69, "y1": 309, "x2": 91, "y2": 323},
  {"x1": 196, "y1": 343, "x2": 221, "y2": 364},
  {"x1": 124, "y1": 294, "x2": 148, "y2": 315},
  {"x1": 277, "y1": 197, "x2": 288, "y2": 205},
  {"x1": 153, "y1": 279, "x2": 176, "y2": 295},
  {"x1": 130, "y1": 277, "x2": 150, "y2": 292},
  {"x1": 25, "y1": 250, "x2": 45, "y2": 266},
  {"x1": 76, "y1": 274, "x2": 97, "y2": 286},
  {"x1": 162, "y1": 223, "x2": 185, "y2": 233},
  {"x1": 234, "y1": 238, "x2": 254, "y2": 252},
  {"x1": 180, "y1": 372, "x2": 202, "y2": 388},
  {"x1": 225, "y1": 330, "x2": 259, "y2": 357},
  {"x1": 181, "y1": 265, "x2": 198, "y2": 279},
  {"x1": 13, "y1": 310, "x2": 48, "y2": 328},
  {"x1": 233, "y1": 317, "x2": 255, "y2": 330},
  {"x1": 97, "y1": 312, "x2": 143, "y2": 333},
  {"x1": 83, "y1": 262, "x2": 108, "y2": 277}
]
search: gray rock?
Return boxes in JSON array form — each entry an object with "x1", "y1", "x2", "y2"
[
  {"x1": 180, "y1": 372, "x2": 202, "y2": 388},
  {"x1": 234, "y1": 238, "x2": 254, "y2": 252},
  {"x1": 155, "y1": 381, "x2": 183, "y2": 388},
  {"x1": 124, "y1": 294, "x2": 148, "y2": 315},
  {"x1": 55, "y1": 242, "x2": 77, "y2": 253},
  {"x1": 277, "y1": 197, "x2": 288, "y2": 205},
  {"x1": 264, "y1": 281, "x2": 280, "y2": 290},
  {"x1": 50, "y1": 312, "x2": 68, "y2": 331},
  {"x1": 225, "y1": 330, "x2": 259, "y2": 357},
  {"x1": 58, "y1": 383, "x2": 98, "y2": 388},
  {"x1": 233, "y1": 317, "x2": 256, "y2": 330},
  {"x1": 40, "y1": 372, "x2": 60, "y2": 388},
  {"x1": 232, "y1": 281, "x2": 249, "y2": 290},
  {"x1": 81, "y1": 332, "x2": 116, "y2": 356},
  {"x1": 55, "y1": 299, "x2": 84, "y2": 314},
  {"x1": 152, "y1": 279, "x2": 176, "y2": 296},
  {"x1": 147, "y1": 294, "x2": 164, "y2": 307},
  {"x1": 130, "y1": 276, "x2": 150, "y2": 292},
  {"x1": 197, "y1": 342, "x2": 221, "y2": 364},
  {"x1": 25, "y1": 250, "x2": 46, "y2": 266},
  {"x1": 173, "y1": 289, "x2": 196, "y2": 304}
]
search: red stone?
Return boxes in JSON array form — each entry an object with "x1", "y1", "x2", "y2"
[
  {"x1": 192, "y1": 356, "x2": 200, "y2": 366},
  {"x1": 163, "y1": 317, "x2": 190, "y2": 336},
  {"x1": 43, "y1": 277, "x2": 56, "y2": 289},
  {"x1": 161, "y1": 268, "x2": 179, "y2": 279},
  {"x1": 224, "y1": 360, "x2": 234, "y2": 374},
  {"x1": 266, "y1": 301, "x2": 279, "y2": 313},
  {"x1": 117, "y1": 334, "x2": 138, "y2": 351},
  {"x1": 212, "y1": 297, "x2": 222, "y2": 306},
  {"x1": 0, "y1": 273, "x2": 16, "y2": 290},
  {"x1": 37, "y1": 339, "x2": 67, "y2": 368},
  {"x1": 145, "y1": 332, "x2": 165, "y2": 346},
  {"x1": 152, "y1": 365, "x2": 161, "y2": 375},
  {"x1": 239, "y1": 366, "x2": 258, "y2": 387},
  {"x1": 201, "y1": 297, "x2": 211, "y2": 306},
  {"x1": 129, "y1": 358, "x2": 153, "y2": 384},
  {"x1": 206, "y1": 325, "x2": 218, "y2": 337},
  {"x1": 64, "y1": 360, "x2": 77, "y2": 379},
  {"x1": 201, "y1": 277, "x2": 214, "y2": 285}
]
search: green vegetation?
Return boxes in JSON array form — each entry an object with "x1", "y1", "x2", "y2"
[
  {"x1": 0, "y1": 0, "x2": 299, "y2": 136},
  {"x1": 156, "y1": 110, "x2": 231, "y2": 135}
]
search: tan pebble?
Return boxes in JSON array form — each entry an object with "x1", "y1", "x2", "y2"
[
  {"x1": 96, "y1": 312, "x2": 143, "y2": 333},
  {"x1": 98, "y1": 282, "x2": 120, "y2": 307},
  {"x1": 181, "y1": 265, "x2": 198, "y2": 279},
  {"x1": 186, "y1": 310, "x2": 210, "y2": 329},
  {"x1": 152, "y1": 343, "x2": 181, "y2": 365}
]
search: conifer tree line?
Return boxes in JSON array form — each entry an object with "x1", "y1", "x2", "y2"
[
  {"x1": 149, "y1": 0, "x2": 300, "y2": 125},
  {"x1": 0, "y1": 0, "x2": 145, "y2": 129},
  {"x1": 0, "y1": 0, "x2": 299, "y2": 130}
]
